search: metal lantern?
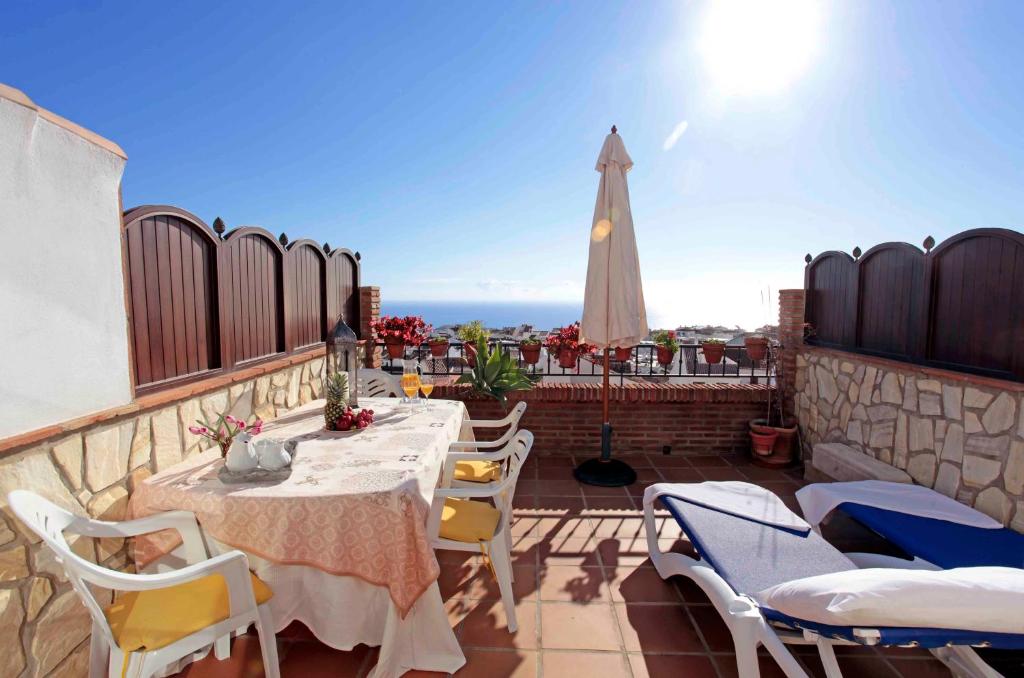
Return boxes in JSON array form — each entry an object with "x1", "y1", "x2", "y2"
[{"x1": 326, "y1": 314, "x2": 360, "y2": 407}]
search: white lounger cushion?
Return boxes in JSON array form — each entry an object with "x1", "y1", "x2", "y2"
[{"x1": 755, "y1": 566, "x2": 1024, "y2": 634}]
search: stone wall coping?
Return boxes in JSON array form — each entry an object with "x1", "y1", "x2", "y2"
[
  {"x1": 0, "y1": 345, "x2": 326, "y2": 458},
  {"x1": 433, "y1": 381, "x2": 772, "y2": 404},
  {"x1": 0, "y1": 82, "x2": 127, "y2": 160},
  {"x1": 804, "y1": 345, "x2": 1024, "y2": 394}
]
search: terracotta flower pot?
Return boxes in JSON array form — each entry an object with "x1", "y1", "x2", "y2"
[
  {"x1": 701, "y1": 342, "x2": 725, "y2": 364},
  {"x1": 749, "y1": 418, "x2": 799, "y2": 468},
  {"x1": 614, "y1": 346, "x2": 633, "y2": 362},
  {"x1": 557, "y1": 348, "x2": 579, "y2": 369},
  {"x1": 385, "y1": 340, "x2": 405, "y2": 359},
  {"x1": 463, "y1": 342, "x2": 478, "y2": 367},
  {"x1": 520, "y1": 343, "x2": 541, "y2": 365},
  {"x1": 750, "y1": 430, "x2": 778, "y2": 457},
  {"x1": 428, "y1": 340, "x2": 449, "y2": 358},
  {"x1": 744, "y1": 336, "x2": 769, "y2": 362},
  {"x1": 655, "y1": 345, "x2": 675, "y2": 366}
]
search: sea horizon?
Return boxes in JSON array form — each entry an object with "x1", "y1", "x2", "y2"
[{"x1": 380, "y1": 300, "x2": 584, "y2": 331}]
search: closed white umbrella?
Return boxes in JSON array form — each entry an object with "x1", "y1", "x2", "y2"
[{"x1": 575, "y1": 126, "x2": 649, "y2": 487}]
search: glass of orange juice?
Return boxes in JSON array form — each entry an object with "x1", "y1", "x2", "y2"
[
  {"x1": 419, "y1": 375, "x2": 433, "y2": 410},
  {"x1": 401, "y1": 360, "x2": 421, "y2": 410}
]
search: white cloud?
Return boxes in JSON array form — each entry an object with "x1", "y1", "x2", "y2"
[{"x1": 662, "y1": 120, "x2": 689, "y2": 151}]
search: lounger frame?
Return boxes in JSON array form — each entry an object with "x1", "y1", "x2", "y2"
[{"x1": 642, "y1": 495, "x2": 1003, "y2": 678}]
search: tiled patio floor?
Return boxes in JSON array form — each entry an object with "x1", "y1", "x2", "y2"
[{"x1": 173, "y1": 452, "x2": 1007, "y2": 678}]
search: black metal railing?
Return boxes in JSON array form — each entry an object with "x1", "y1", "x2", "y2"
[{"x1": 376, "y1": 341, "x2": 775, "y2": 384}]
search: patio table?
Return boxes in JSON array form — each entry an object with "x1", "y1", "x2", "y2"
[{"x1": 128, "y1": 396, "x2": 468, "y2": 677}]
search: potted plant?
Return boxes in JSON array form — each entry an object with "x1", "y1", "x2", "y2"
[
  {"x1": 653, "y1": 330, "x2": 678, "y2": 367},
  {"x1": 371, "y1": 315, "x2": 431, "y2": 359},
  {"x1": 457, "y1": 320, "x2": 489, "y2": 367},
  {"x1": 614, "y1": 346, "x2": 634, "y2": 362},
  {"x1": 427, "y1": 335, "x2": 450, "y2": 358},
  {"x1": 744, "y1": 334, "x2": 770, "y2": 362},
  {"x1": 519, "y1": 335, "x2": 542, "y2": 365},
  {"x1": 188, "y1": 414, "x2": 264, "y2": 457},
  {"x1": 701, "y1": 338, "x2": 726, "y2": 364},
  {"x1": 750, "y1": 428, "x2": 779, "y2": 456},
  {"x1": 544, "y1": 322, "x2": 590, "y2": 369},
  {"x1": 748, "y1": 347, "x2": 800, "y2": 468},
  {"x1": 457, "y1": 339, "x2": 537, "y2": 407}
]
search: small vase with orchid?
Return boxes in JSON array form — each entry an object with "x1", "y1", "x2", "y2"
[{"x1": 189, "y1": 414, "x2": 264, "y2": 457}]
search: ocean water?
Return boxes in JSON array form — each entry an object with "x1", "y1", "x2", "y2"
[{"x1": 381, "y1": 300, "x2": 583, "y2": 330}]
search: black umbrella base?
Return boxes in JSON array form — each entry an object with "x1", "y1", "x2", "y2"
[{"x1": 574, "y1": 457, "x2": 637, "y2": 487}]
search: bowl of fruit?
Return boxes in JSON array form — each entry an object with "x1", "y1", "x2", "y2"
[{"x1": 329, "y1": 406, "x2": 375, "y2": 434}]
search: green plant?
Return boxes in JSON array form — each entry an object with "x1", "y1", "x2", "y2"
[
  {"x1": 701, "y1": 338, "x2": 726, "y2": 344},
  {"x1": 520, "y1": 335, "x2": 541, "y2": 345},
  {"x1": 457, "y1": 339, "x2": 537, "y2": 406},
  {"x1": 457, "y1": 320, "x2": 489, "y2": 345},
  {"x1": 428, "y1": 335, "x2": 448, "y2": 344},
  {"x1": 653, "y1": 330, "x2": 679, "y2": 351}
]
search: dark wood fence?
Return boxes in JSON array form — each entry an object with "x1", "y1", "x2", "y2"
[
  {"x1": 123, "y1": 205, "x2": 360, "y2": 392},
  {"x1": 804, "y1": 228, "x2": 1024, "y2": 382}
]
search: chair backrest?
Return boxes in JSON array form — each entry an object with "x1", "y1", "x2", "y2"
[
  {"x1": 7, "y1": 490, "x2": 122, "y2": 646},
  {"x1": 494, "y1": 430, "x2": 534, "y2": 518},
  {"x1": 357, "y1": 369, "x2": 403, "y2": 398}
]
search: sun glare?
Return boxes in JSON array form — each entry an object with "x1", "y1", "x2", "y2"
[{"x1": 699, "y1": 0, "x2": 820, "y2": 96}]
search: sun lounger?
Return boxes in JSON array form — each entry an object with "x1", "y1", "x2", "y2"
[
  {"x1": 796, "y1": 481, "x2": 1024, "y2": 570},
  {"x1": 644, "y1": 482, "x2": 1022, "y2": 678}
]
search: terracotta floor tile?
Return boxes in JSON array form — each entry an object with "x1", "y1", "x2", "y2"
[
  {"x1": 530, "y1": 515, "x2": 595, "y2": 541},
  {"x1": 459, "y1": 600, "x2": 538, "y2": 650},
  {"x1": 887, "y1": 657, "x2": 969, "y2": 678},
  {"x1": 627, "y1": 653, "x2": 719, "y2": 678},
  {"x1": 537, "y1": 456, "x2": 576, "y2": 470},
  {"x1": 614, "y1": 454, "x2": 654, "y2": 468},
  {"x1": 535, "y1": 479, "x2": 583, "y2": 496},
  {"x1": 795, "y1": 651, "x2": 901, "y2": 678},
  {"x1": 174, "y1": 633, "x2": 271, "y2": 678},
  {"x1": 713, "y1": 653, "x2": 791, "y2": 678},
  {"x1": 539, "y1": 602, "x2": 623, "y2": 651},
  {"x1": 443, "y1": 564, "x2": 539, "y2": 603},
  {"x1": 582, "y1": 496, "x2": 636, "y2": 511},
  {"x1": 456, "y1": 649, "x2": 538, "y2": 677},
  {"x1": 537, "y1": 537, "x2": 603, "y2": 567},
  {"x1": 589, "y1": 516, "x2": 646, "y2": 539},
  {"x1": 580, "y1": 483, "x2": 631, "y2": 498},
  {"x1": 595, "y1": 537, "x2": 656, "y2": 567},
  {"x1": 542, "y1": 650, "x2": 631, "y2": 677},
  {"x1": 657, "y1": 467, "x2": 703, "y2": 482},
  {"x1": 696, "y1": 467, "x2": 750, "y2": 481},
  {"x1": 686, "y1": 604, "x2": 733, "y2": 651},
  {"x1": 605, "y1": 566, "x2": 684, "y2": 604},
  {"x1": 686, "y1": 454, "x2": 733, "y2": 468},
  {"x1": 278, "y1": 640, "x2": 368, "y2": 678},
  {"x1": 537, "y1": 565, "x2": 611, "y2": 604},
  {"x1": 614, "y1": 603, "x2": 703, "y2": 653},
  {"x1": 646, "y1": 455, "x2": 692, "y2": 467}
]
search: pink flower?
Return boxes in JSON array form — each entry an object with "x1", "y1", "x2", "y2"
[
  {"x1": 236, "y1": 421, "x2": 246, "y2": 430},
  {"x1": 224, "y1": 415, "x2": 237, "y2": 425},
  {"x1": 188, "y1": 425, "x2": 202, "y2": 435},
  {"x1": 199, "y1": 426, "x2": 209, "y2": 434}
]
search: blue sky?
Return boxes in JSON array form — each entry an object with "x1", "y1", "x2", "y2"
[{"x1": 3, "y1": 1, "x2": 1022, "y2": 329}]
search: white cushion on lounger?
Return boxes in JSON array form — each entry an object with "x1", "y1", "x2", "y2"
[{"x1": 755, "y1": 566, "x2": 1024, "y2": 634}]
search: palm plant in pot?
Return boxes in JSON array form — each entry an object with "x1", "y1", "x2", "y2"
[
  {"x1": 701, "y1": 338, "x2": 726, "y2": 364},
  {"x1": 653, "y1": 330, "x2": 678, "y2": 368},
  {"x1": 371, "y1": 315, "x2": 430, "y2": 359},
  {"x1": 544, "y1": 322, "x2": 590, "y2": 369},
  {"x1": 457, "y1": 320, "x2": 489, "y2": 367},
  {"x1": 519, "y1": 335, "x2": 542, "y2": 365},
  {"x1": 457, "y1": 338, "x2": 537, "y2": 406}
]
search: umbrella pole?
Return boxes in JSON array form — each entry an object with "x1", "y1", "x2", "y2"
[{"x1": 574, "y1": 346, "x2": 636, "y2": 487}]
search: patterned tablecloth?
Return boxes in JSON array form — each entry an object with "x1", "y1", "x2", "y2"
[{"x1": 129, "y1": 397, "x2": 466, "y2": 616}]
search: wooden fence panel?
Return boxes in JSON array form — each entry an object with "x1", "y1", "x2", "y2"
[
  {"x1": 286, "y1": 241, "x2": 327, "y2": 349},
  {"x1": 805, "y1": 228, "x2": 1024, "y2": 382},
  {"x1": 124, "y1": 208, "x2": 219, "y2": 387},
  {"x1": 123, "y1": 205, "x2": 361, "y2": 392}
]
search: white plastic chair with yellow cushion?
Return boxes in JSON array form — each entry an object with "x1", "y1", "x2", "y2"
[
  {"x1": 444, "y1": 401, "x2": 527, "y2": 487},
  {"x1": 357, "y1": 368, "x2": 403, "y2": 398},
  {"x1": 7, "y1": 490, "x2": 279, "y2": 678},
  {"x1": 429, "y1": 430, "x2": 533, "y2": 633}
]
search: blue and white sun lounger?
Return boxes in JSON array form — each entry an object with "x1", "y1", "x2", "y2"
[
  {"x1": 644, "y1": 482, "x2": 1020, "y2": 678},
  {"x1": 797, "y1": 480, "x2": 1024, "y2": 570}
]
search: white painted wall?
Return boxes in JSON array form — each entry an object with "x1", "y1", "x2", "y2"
[{"x1": 0, "y1": 88, "x2": 131, "y2": 438}]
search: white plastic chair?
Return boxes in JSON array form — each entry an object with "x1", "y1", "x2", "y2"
[
  {"x1": 428, "y1": 430, "x2": 533, "y2": 633},
  {"x1": 449, "y1": 401, "x2": 527, "y2": 454},
  {"x1": 7, "y1": 490, "x2": 280, "y2": 678},
  {"x1": 357, "y1": 368, "x2": 403, "y2": 398}
]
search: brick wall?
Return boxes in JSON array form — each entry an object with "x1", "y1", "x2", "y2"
[
  {"x1": 434, "y1": 382, "x2": 771, "y2": 456},
  {"x1": 777, "y1": 289, "x2": 805, "y2": 419},
  {"x1": 359, "y1": 286, "x2": 381, "y2": 369}
]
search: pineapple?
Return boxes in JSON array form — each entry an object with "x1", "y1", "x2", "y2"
[{"x1": 324, "y1": 372, "x2": 349, "y2": 429}]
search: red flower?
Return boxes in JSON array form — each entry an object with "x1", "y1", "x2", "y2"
[
  {"x1": 543, "y1": 322, "x2": 592, "y2": 354},
  {"x1": 370, "y1": 315, "x2": 431, "y2": 346}
]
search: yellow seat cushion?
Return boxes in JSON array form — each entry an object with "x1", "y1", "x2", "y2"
[
  {"x1": 453, "y1": 459, "x2": 502, "y2": 483},
  {"x1": 105, "y1": 572, "x2": 273, "y2": 653},
  {"x1": 439, "y1": 498, "x2": 501, "y2": 543}
]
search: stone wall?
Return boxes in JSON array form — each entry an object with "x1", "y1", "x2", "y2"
[
  {"x1": 0, "y1": 351, "x2": 326, "y2": 677},
  {"x1": 796, "y1": 346, "x2": 1024, "y2": 530}
]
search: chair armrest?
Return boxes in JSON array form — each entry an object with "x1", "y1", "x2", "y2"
[
  {"x1": 81, "y1": 550, "x2": 259, "y2": 617},
  {"x1": 71, "y1": 510, "x2": 208, "y2": 564},
  {"x1": 446, "y1": 449, "x2": 513, "y2": 464},
  {"x1": 433, "y1": 483, "x2": 510, "y2": 500},
  {"x1": 462, "y1": 418, "x2": 510, "y2": 429},
  {"x1": 450, "y1": 439, "x2": 505, "y2": 451}
]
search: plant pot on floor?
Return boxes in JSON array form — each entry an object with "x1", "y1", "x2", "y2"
[
  {"x1": 385, "y1": 341, "x2": 405, "y2": 359},
  {"x1": 656, "y1": 346, "x2": 675, "y2": 366},
  {"x1": 558, "y1": 348, "x2": 579, "y2": 369},
  {"x1": 750, "y1": 429, "x2": 778, "y2": 457},
  {"x1": 701, "y1": 342, "x2": 725, "y2": 364},
  {"x1": 748, "y1": 418, "x2": 799, "y2": 468},
  {"x1": 744, "y1": 336, "x2": 769, "y2": 362},
  {"x1": 520, "y1": 343, "x2": 541, "y2": 365},
  {"x1": 428, "y1": 341, "x2": 449, "y2": 358}
]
